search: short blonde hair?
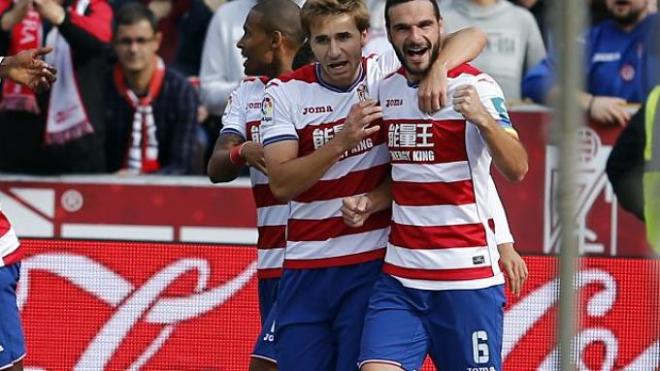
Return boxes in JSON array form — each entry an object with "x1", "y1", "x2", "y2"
[{"x1": 300, "y1": 0, "x2": 370, "y2": 37}]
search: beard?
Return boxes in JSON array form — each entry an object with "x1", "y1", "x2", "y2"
[
  {"x1": 393, "y1": 38, "x2": 441, "y2": 79},
  {"x1": 609, "y1": 1, "x2": 646, "y2": 27}
]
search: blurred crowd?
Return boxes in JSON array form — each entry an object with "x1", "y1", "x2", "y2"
[{"x1": 0, "y1": 0, "x2": 656, "y2": 175}]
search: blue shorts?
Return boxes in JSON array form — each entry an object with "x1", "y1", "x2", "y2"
[
  {"x1": 0, "y1": 263, "x2": 25, "y2": 369},
  {"x1": 258, "y1": 277, "x2": 279, "y2": 324},
  {"x1": 252, "y1": 301, "x2": 278, "y2": 364},
  {"x1": 359, "y1": 274, "x2": 505, "y2": 371},
  {"x1": 275, "y1": 260, "x2": 383, "y2": 371}
]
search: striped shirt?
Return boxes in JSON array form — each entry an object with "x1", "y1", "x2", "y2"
[
  {"x1": 380, "y1": 64, "x2": 516, "y2": 290},
  {"x1": 261, "y1": 54, "x2": 401, "y2": 269},
  {"x1": 221, "y1": 76, "x2": 287, "y2": 279}
]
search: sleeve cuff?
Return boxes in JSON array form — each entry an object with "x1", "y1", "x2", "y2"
[{"x1": 263, "y1": 134, "x2": 298, "y2": 146}]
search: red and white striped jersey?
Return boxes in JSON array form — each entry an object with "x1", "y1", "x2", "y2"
[
  {"x1": 261, "y1": 54, "x2": 401, "y2": 269},
  {"x1": 0, "y1": 204, "x2": 21, "y2": 267},
  {"x1": 379, "y1": 64, "x2": 518, "y2": 290},
  {"x1": 221, "y1": 76, "x2": 287, "y2": 279}
]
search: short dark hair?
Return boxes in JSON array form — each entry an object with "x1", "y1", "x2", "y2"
[
  {"x1": 384, "y1": 0, "x2": 440, "y2": 29},
  {"x1": 252, "y1": 0, "x2": 306, "y2": 47},
  {"x1": 113, "y1": 3, "x2": 158, "y2": 35}
]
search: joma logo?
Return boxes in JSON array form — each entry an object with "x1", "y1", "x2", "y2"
[
  {"x1": 385, "y1": 98, "x2": 403, "y2": 107},
  {"x1": 303, "y1": 105, "x2": 333, "y2": 115}
]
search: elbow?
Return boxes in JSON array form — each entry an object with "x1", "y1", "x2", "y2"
[
  {"x1": 268, "y1": 176, "x2": 296, "y2": 202},
  {"x1": 505, "y1": 162, "x2": 529, "y2": 183},
  {"x1": 207, "y1": 160, "x2": 237, "y2": 183},
  {"x1": 269, "y1": 184, "x2": 294, "y2": 203}
]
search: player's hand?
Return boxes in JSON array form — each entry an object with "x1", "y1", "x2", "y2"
[
  {"x1": 418, "y1": 61, "x2": 448, "y2": 113},
  {"x1": 452, "y1": 84, "x2": 490, "y2": 127},
  {"x1": 2, "y1": 47, "x2": 57, "y2": 93},
  {"x1": 240, "y1": 141, "x2": 267, "y2": 175},
  {"x1": 498, "y1": 243, "x2": 528, "y2": 297},
  {"x1": 341, "y1": 195, "x2": 372, "y2": 227},
  {"x1": 588, "y1": 96, "x2": 630, "y2": 127},
  {"x1": 338, "y1": 99, "x2": 382, "y2": 151}
]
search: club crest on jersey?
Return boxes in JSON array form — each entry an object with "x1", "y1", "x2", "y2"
[
  {"x1": 357, "y1": 83, "x2": 370, "y2": 102},
  {"x1": 261, "y1": 95, "x2": 274, "y2": 123}
]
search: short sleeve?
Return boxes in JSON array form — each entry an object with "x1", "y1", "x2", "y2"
[
  {"x1": 488, "y1": 177, "x2": 514, "y2": 244},
  {"x1": 261, "y1": 80, "x2": 299, "y2": 146},
  {"x1": 475, "y1": 75, "x2": 518, "y2": 137},
  {"x1": 220, "y1": 83, "x2": 247, "y2": 140}
]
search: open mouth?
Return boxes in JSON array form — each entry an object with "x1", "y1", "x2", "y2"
[
  {"x1": 405, "y1": 45, "x2": 429, "y2": 60},
  {"x1": 328, "y1": 61, "x2": 349, "y2": 70}
]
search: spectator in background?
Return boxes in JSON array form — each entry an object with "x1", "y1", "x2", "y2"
[
  {"x1": 606, "y1": 13, "x2": 659, "y2": 251},
  {"x1": 0, "y1": 0, "x2": 112, "y2": 174},
  {"x1": 199, "y1": 0, "x2": 257, "y2": 117},
  {"x1": 105, "y1": 3, "x2": 198, "y2": 174},
  {"x1": 522, "y1": 0, "x2": 656, "y2": 126},
  {"x1": 172, "y1": 0, "x2": 220, "y2": 76},
  {"x1": 441, "y1": 0, "x2": 546, "y2": 101}
]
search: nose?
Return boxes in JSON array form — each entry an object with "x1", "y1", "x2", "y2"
[
  {"x1": 328, "y1": 39, "x2": 341, "y2": 59},
  {"x1": 409, "y1": 26, "x2": 423, "y2": 42},
  {"x1": 236, "y1": 36, "x2": 245, "y2": 50}
]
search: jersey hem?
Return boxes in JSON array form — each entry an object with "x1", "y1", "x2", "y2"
[
  {"x1": 250, "y1": 354, "x2": 277, "y2": 364},
  {"x1": 0, "y1": 353, "x2": 26, "y2": 370}
]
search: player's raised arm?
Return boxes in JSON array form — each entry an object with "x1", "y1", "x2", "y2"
[
  {"x1": 453, "y1": 80, "x2": 528, "y2": 182},
  {"x1": 417, "y1": 26, "x2": 487, "y2": 112}
]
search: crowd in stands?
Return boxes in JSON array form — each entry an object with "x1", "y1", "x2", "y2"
[{"x1": 0, "y1": 0, "x2": 656, "y2": 175}]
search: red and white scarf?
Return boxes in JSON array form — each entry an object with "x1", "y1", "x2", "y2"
[
  {"x1": 113, "y1": 57, "x2": 166, "y2": 174},
  {"x1": 0, "y1": 3, "x2": 42, "y2": 113},
  {"x1": 44, "y1": 0, "x2": 94, "y2": 144}
]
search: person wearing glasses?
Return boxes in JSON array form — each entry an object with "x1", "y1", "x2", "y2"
[{"x1": 105, "y1": 2, "x2": 199, "y2": 175}]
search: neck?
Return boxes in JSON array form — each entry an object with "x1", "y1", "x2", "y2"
[
  {"x1": 124, "y1": 60, "x2": 156, "y2": 96},
  {"x1": 270, "y1": 53, "x2": 295, "y2": 78},
  {"x1": 321, "y1": 63, "x2": 362, "y2": 90},
  {"x1": 471, "y1": 0, "x2": 497, "y2": 6}
]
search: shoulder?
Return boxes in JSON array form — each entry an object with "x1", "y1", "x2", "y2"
[
  {"x1": 276, "y1": 63, "x2": 317, "y2": 84},
  {"x1": 447, "y1": 63, "x2": 482, "y2": 78}
]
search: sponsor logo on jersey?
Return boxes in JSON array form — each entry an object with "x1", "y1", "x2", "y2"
[
  {"x1": 385, "y1": 98, "x2": 403, "y2": 108},
  {"x1": 247, "y1": 101, "x2": 262, "y2": 110},
  {"x1": 302, "y1": 105, "x2": 333, "y2": 115}
]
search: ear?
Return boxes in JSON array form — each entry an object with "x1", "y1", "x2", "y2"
[
  {"x1": 272, "y1": 30, "x2": 284, "y2": 50},
  {"x1": 360, "y1": 29, "x2": 368, "y2": 48},
  {"x1": 438, "y1": 17, "x2": 444, "y2": 39}
]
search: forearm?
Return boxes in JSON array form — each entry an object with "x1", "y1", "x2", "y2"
[
  {"x1": 267, "y1": 139, "x2": 346, "y2": 202},
  {"x1": 1, "y1": 6, "x2": 24, "y2": 31},
  {"x1": 208, "y1": 134, "x2": 243, "y2": 182},
  {"x1": 366, "y1": 176, "x2": 393, "y2": 213},
  {"x1": 479, "y1": 119, "x2": 528, "y2": 182},
  {"x1": 438, "y1": 27, "x2": 487, "y2": 69}
]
